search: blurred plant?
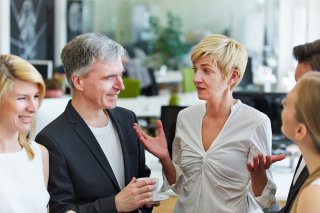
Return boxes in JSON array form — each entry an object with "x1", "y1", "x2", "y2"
[
  {"x1": 143, "y1": 53, "x2": 166, "y2": 70},
  {"x1": 144, "y1": 12, "x2": 190, "y2": 70}
]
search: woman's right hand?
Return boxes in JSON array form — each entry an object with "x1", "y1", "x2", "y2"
[{"x1": 133, "y1": 120, "x2": 170, "y2": 160}]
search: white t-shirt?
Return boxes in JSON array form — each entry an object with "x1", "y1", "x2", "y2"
[
  {"x1": 311, "y1": 177, "x2": 320, "y2": 186},
  {"x1": 90, "y1": 120, "x2": 125, "y2": 189},
  {"x1": 293, "y1": 157, "x2": 306, "y2": 185},
  {"x1": 0, "y1": 141, "x2": 49, "y2": 213}
]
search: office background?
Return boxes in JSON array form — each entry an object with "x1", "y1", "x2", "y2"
[
  {"x1": 1, "y1": 0, "x2": 320, "y2": 92},
  {"x1": 1, "y1": 1, "x2": 318, "y2": 211}
]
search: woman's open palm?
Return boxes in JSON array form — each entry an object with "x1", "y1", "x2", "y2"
[{"x1": 133, "y1": 120, "x2": 169, "y2": 160}]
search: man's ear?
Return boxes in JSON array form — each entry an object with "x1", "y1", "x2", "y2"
[
  {"x1": 72, "y1": 75, "x2": 84, "y2": 91},
  {"x1": 295, "y1": 123, "x2": 308, "y2": 141}
]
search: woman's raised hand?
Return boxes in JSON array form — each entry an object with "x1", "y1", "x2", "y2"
[{"x1": 133, "y1": 120, "x2": 170, "y2": 160}]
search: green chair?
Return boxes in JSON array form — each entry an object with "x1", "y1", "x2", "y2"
[
  {"x1": 118, "y1": 78, "x2": 141, "y2": 98},
  {"x1": 169, "y1": 93, "x2": 180, "y2": 106},
  {"x1": 182, "y1": 68, "x2": 196, "y2": 93}
]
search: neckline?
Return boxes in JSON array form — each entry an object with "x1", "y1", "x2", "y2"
[
  {"x1": 0, "y1": 147, "x2": 25, "y2": 156},
  {"x1": 103, "y1": 109, "x2": 110, "y2": 126}
]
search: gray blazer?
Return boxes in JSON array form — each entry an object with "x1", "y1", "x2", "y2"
[{"x1": 36, "y1": 101, "x2": 151, "y2": 213}]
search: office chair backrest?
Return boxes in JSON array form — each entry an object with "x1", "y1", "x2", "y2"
[
  {"x1": 182, "y1": 68, "x2": 196, "y2": 93},
  {"x1": 160, "y1": 105, "x2": 187, "y2": 159},
  {"x1": 118, "y1": 77, "x2": 141, "y2": 98}
]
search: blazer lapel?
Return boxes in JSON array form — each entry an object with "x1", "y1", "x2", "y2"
[
  {"x1": 66, "y1": 102, "x2": 121, "y2": 191},
  {"x1": 285, "y1": 156, "x2": 309, "y2": 209}
]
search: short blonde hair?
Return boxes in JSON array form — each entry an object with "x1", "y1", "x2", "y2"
[
  {"x1": 295, "y1": 71, "x2": 320, "y2": 150},
  {"x1": 0, "y1": 54, "x2": 46, "y2": 159},
  {"x1": 191, "y1": 34, "x2": 248, "y2": 89}
]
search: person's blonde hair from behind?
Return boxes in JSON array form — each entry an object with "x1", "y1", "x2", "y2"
[
  {"x1": 191, "y1": 34, "x2": 248, "y2": 90},
  {"x1": 0, "y1": 54, "x2": 46, "y2": 159},
  {"x1": 295, "y1": 71, "x2": 320, "y2": 150}
]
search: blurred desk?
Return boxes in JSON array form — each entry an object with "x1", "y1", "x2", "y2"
[
  {"x1": 155, "y1": 71, "x2": 182, "y2": 93},
  {"x1": 118, "y1": 92, "x2": 202, "y2": 118},
  {"x1": 35, "y1": 92, "x2": 203, "y2": 136},
  {"x1": 155, "y1": 70, "x2": 182, "y2": 84}
]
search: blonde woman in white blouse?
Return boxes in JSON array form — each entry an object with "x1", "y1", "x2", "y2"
[
  {"x1": 134, "y1": 34, "x2": 285, "y2": 212},
  {"x1": 0, "y1": 54, "x2": 49, "y2": 213}
]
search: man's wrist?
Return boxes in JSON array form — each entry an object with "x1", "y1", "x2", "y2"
[{"x1": 115, "y1": 194, "x2": 123, "y2": 213}]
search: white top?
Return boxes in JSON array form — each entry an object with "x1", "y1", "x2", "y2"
[
  {"x1": 0, "y1": 141, "x2": 49, "y2": 213},
  {"x1": 311, "y1": 177, "x2": 320, "y2": 186},
  {"x1": 293, "y1": 157, "x2": 306, "y2": 185},
  {"x1": 90, "y1": 120, "x2": 125, "y2": 189},
  {"x1": 165, "y1": 101, "x2": 276, "y2": 213}
]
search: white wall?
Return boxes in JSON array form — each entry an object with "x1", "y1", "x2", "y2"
[
  {"x1": 0, "y1": 0, "x2": 10, "y2": 54},
  {"x1": 307, "y1": 0, "x2": 320, "y2": 41},
  {"x1": 277, "y1": 0, "x2": 295, "y2": 85},
  {"x1": 1, "y1": 0, "x2": 320, "y2": 85},
  {"x1": 54, "y1": 0, "x2": 67, "y2": 66},
  {"x1": 277, "y1": 0, "x2": 320, "y2": 90},
  {"x1": 93, "y1": 0, "x2": 265, "y2": 53}
]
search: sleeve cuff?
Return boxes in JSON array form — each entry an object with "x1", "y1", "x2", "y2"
[{"x1": 251, "y1": 178, "x2": 277, "y2": 208}]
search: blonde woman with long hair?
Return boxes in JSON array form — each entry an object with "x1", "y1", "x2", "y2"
[
  {"x1": 0, "y1": 54, "x2": 49, "y2": 213},
  {"x1": 281, "y1": 71, "x2": 320, "y2": 213}
]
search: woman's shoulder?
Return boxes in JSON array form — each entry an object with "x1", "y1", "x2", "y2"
[
  {"x1": 29, "y1": 141, "x2": 49, "y2": 157},
  {"x1": 237, "y1": 101, "x2": 270, "y2": 122},
  {"x1": 180, "y1": 103, "x2": 205, "y2": 114},
  {"x1": 311, "y1": 177, "x2": 320, "y2": 186},
  {"x1": 177, "y1": 104, "x2": 205, "y2": 120},
  {"x1": 298, "y1": 182, "x2": 320, "y2": 212},
  {"x1": 38, "y1": 143, "x2": 49, "y2": 159}
]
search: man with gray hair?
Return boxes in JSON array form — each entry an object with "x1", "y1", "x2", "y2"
[{"x1": 36, "y1": 33, "x2": 156, "y2": 213}]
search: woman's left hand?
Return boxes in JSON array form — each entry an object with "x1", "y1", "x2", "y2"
[
  {"x1": 247, "y1": 153, "x2": 286, "y2": 172},
  {"x1": 247, "y1": 153, "x2": 286, "y2": 196},
  {"x1": 133, "y1": 120, "x2": 170, "y2": 160}
]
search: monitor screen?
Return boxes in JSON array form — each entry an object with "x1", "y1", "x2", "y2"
[
  {"x1": 238, "y1": 56, "x2": 253, "y2": 88},
  {"x1": 160, "y1": 105, "x2": 187, "y2": 159},
  {"x1": 233, "y1": 91, "x2": 286, "y2": 135},
  {"x1": 29, "y1": 60, "x2": 53, "y2": 80}
]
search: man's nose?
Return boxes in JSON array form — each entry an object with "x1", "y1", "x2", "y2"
[{"x1": 115, "y1": 76, "x2": 125, "y2": 91}]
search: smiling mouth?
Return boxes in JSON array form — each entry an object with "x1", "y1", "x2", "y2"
[
  {"x1": 196, "y1": 87, "x2": 205, "y2": 90},
  {"x1": 107, "y1": 94, "x2": 118, "y2": 97},
  {"x1": 19, "y1": 116, "x2": 33, "y2": 123}
]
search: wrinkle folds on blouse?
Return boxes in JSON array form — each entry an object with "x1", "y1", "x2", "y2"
[{"x1": 162, "y1": 101, "x2": 276, "y2": 213}]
